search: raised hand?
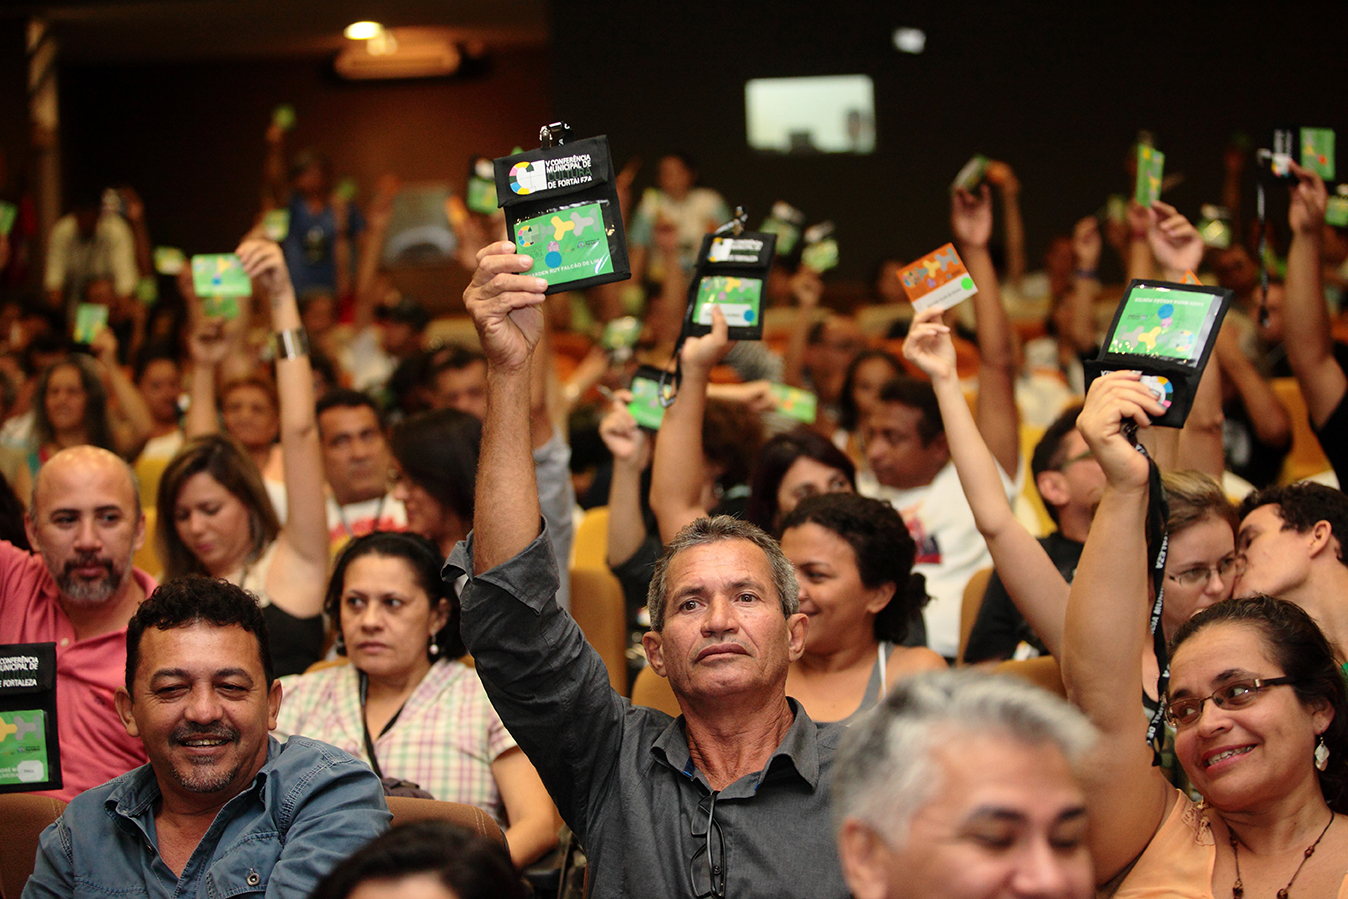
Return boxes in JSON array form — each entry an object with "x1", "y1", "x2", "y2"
[
  {"x1": 902, "y1": 305, "x2": 958, "y2": 384},
  {"x1": 598, "y1": 392, "x2": 651, "y2": 469},
  {"x1": 1072, "y1": 216, "x2": 1102, "y2": 272},
  {"x1": 1077, "y1": 371, "x2": 1166, "y2": 490},
  {"x1": 951, "y1": 184, "x2": 993, "y2": 249},
  {"x1": 1288, "y1": 160, "x2": 1328, "y2": 236},
  {"x1": 462, "y1": 241, "x2": 547, "y2": 373},
  {"x1": 1146, "y1": 201, "x2": 1203, "y2": 279},
  {"x1": 679, "y1": 305, "x2": 733, "y2": 373},
  {"x1": 236, "y1": 239, "x2": 293, "y2": 305}
]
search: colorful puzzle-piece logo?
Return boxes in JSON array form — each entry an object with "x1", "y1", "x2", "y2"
[
  {"x1": 1157, "y1": 303, "x2": 1174, "y2": 328},
  {"x1": 508, "y1": 161, "x2": 547, "y2": 195},
  {"x1": 0, "y1": 713, "x2": 39, "y2": 742},
  {"x1": 569, "y1": 210, "x2": 596, "y2": 237},
  {"x1": 517, "y1": 224, "x2": 539, "y2": 248},
  {"x1": 903, "y1": 246, "x2": 962, "y2": 290},
  {"x1": 547, "y1": 215, "x2": 574, "y2": 241}
]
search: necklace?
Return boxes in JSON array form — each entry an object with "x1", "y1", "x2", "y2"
[{"x1": 1229, "y1": 811, "x2": 1334, "y2": 899}]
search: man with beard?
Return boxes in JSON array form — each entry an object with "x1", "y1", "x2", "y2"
[
  {"x1": 0, "y1": 445, "x2": 156, "y2": 799},
  {"x1": 22, "y1": 577, "x2": 389, "y2": 899}
]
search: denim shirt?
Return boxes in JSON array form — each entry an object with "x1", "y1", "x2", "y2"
[
  {"x1": 22, "y1": 736, "x2": 390, "y2": 899},
  {"x1": 449, "y1": 526, "x2": 850, "y2": 899}
]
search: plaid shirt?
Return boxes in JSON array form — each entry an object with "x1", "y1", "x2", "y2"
[{"x1": 275, "y1": 659, "x2": 515, "y2": 823}]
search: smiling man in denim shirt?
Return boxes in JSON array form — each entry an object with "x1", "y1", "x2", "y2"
[{"x1": 22, "y1": 577, "x2": 389, "y2": 899}]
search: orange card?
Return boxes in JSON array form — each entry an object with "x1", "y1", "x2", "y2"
[{"x1": 898, "y1": 242, "x2": 979, "y2": 312}]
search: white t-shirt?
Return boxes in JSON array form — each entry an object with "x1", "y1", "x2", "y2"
[
  {"x1": 858, "y1": 460, "x2": 1015, "y2": 659},
  {"x1": 325, "y1": 492, "x2": 408, "y2": 555}
]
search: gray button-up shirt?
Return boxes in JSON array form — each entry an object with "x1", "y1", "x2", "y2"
[{"x1": 449, "y1": 528, "x2": 849, "y2": 899}]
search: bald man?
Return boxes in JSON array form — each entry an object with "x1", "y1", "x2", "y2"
[{"x1": 1, "y1": 446, "x2": 155, "y2": 799}]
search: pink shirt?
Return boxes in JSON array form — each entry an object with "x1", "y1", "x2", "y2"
[{"x1": 0, "y1": 541, "x2": 153, "y2": 800}]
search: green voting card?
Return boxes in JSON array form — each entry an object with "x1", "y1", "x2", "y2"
[
  {"x1": 951, "y1": 154, "x2": 989, "y2": 194},
  {"x1": 0, "y1": 710, "x2": 49, "y2": 787},
  {"x1": 801, "y1": 238, "x2": 838, "y2": 273},
  {"x1": 770, "y1": 384, "x2": 818, "y2": 423},
  {"x1": 1107, "y1": 285, "x2": 1216, "y2": 363},
  {"x1": 272, "y1": 104, "x2": 296, "y2": 132},
  {"x1": 514, "y1": 202, "x2": 614, "y2": 288},
  {"x1": 0, "y1": 201, "x2": 15, "y2": 237},
  {"x1": 192, "y1": 254, "x2": 251, "y2": 299},
  {"x1": 154, "y1": 246, "x2": 186, "y2": 275},
  {"x1": 262, "y1": 209, "x2": 290, "y2": 241},
  {"x1": 627, "y1": 367, "x2": 671, "y2": 430},
  {"x1": 1327, "y1": 195, "x2": 1348, "y2": 228},
  {"x1": 692, "y1": 276, "x2": 763, "y2": 328},
  {"x1": 1135, "y1": 145, "x2": 1165, "y2": 207},
  {"x1": 73, "y1": 304, "x2": 107, "y2": 344},
  {"x1": 1301, "y1": 128, "x2": 1336, "y2": 181}
]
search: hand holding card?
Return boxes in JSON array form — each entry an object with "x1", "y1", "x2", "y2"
[
  {"x1": 898, "y1": 243, "x2": 979, "y2": 313},
  {"x1": 1135, "y1": 145, "x2": 1165, "y2": 207}
]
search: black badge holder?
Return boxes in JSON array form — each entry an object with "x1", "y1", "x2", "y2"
[
  {"x1": 1084, "y1": 278, "x2": 1233, "y2": 428},
  {"x1": 493, "y1": 122, "x2": 630, "y2": 294},
  {"x1": 0, "y1": 643, "x2": 61, "y2": 794},
  {"x1": 683, "y1": 209, "x2": 777, "y2": 341}
]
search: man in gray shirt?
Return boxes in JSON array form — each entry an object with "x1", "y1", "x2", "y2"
[{"x1": 447, "y1": 240, "x2": 848, "y2": 898}]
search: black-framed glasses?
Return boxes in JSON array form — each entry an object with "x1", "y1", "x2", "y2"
[
  {"x1": 1165, "y1": 555, "x2": 1239, "y2": 588},
  {"x1": 1163, "y1": 676, "x2": 1297, "y2": 729},
  {"x1": 1055, "y1": 448, "x2": 1094, "y2": 470},
  {"x1": 689, "y1": 790, "x2": 726, "y2": 899}
]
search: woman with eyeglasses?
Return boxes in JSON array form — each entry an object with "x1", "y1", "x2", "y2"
[
  {"x1": 1063, "y1": 371, "x2": 1348, "y2": 896},
  {"x1": 902, "y1": 306, "x2": 1238, "y2": 666}
]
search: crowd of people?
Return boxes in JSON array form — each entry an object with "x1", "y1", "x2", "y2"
[{"x1": 3, "y1": 120, "x2": 1348, "y2": 899}]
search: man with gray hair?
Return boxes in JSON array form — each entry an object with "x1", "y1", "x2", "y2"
[
  {"x1": 0, "y1": 445, "x2": 155, "y2": 799},
  {"x1": 448, "y1": 241, "x2": 849, "y2": 898},
  {"x1": 834, "y1": 670, "x2": 1097, "y2": 899}
]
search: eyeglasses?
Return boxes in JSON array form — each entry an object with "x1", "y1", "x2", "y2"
[
  {"x1": 1165, "y1": 555, "x2": 1239, "y2": 588},
  {"x1": 689, "y1": 791, "x2": 726, "y2": 899},
  {"x1": 1163, "y1": 676, "x2": 1297, "y2": 729},
  {"x1": 1055, "y1": 448, "x2": 1094, "y2": 470}
]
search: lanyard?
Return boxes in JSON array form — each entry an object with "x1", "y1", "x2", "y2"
[{"x1": 1125, "y1": 425, "x2": 1172, "y2": 765}]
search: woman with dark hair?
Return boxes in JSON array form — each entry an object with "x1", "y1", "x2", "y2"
[
  {"x1": 779, "y1": 493, "x2": 945, "y2": 723},
  {"x1": 1064, "y1": 372, "x2": 1348, "y2": 895},
  {"x1": 273, "y1": 532, "x2": 558, "y2": 869},
  {"x1": 836, "y1": 349, "x2": 903, "y2": 436},
  {"x1": 744, "y1": 427, "x2": 855, "y2": 533},
  {"x1": 25, "y1": 328, "x2": 153, "y2": 477},
  {"x1": 158, "y1": 240, "x2": 329, "y2": 675},
  {"x1": 311, "y1": 821, "x2": 527, "y2": 899},
  {"x1": 387, "y1": 408, "x2": 482, "y2": 557}
]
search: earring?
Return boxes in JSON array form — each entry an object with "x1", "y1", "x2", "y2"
[
  {"x1": 1315, "y1": 735, "x2": 1330, "y2": 772},
  {"x1": 428, "y1": 636, "x2": 440, "y2": 658}
]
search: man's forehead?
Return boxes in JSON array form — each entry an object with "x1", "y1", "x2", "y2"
[
  {"x1": 1239, "y1": 503, "x2": 1283, "y2": 532},
  {"x1": 668, "y1": 539, "x2": 774, "y2": 589},
  {"x1": 320, "y1": 405, "x2": 380, "y2": 436},
  {"x1": 139, "y1": 622, "x2": 264, "y2": 677},
  {"x1": 34, "y1": 454, "x2": 136, "y2": 513}
]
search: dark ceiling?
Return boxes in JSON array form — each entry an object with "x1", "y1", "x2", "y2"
[{"x1": 4, "y1": 0, "x2": 547, "y2": 62}]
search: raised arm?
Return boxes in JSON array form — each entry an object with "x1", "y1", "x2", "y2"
[
  {"x1": 1283, "y1": 161, "x2": 1347, "y2": 426},
  {"x1": 351, "y1": 175, "x2": 398, "y2": 333},
  {"x1": 464, "y1": 241, "x2": 549, "y2": 571},
  {"x1": 599, "y1": 393, "x2": 652, "y2": 567},
  {"x1": 781, "y1": 267, "x2": 823, "y2": 389},
  {"x1": 492, "y1": 747, "x2": 562, "y2": 868},
  {"x1": 952, "y1": 185, "x2": 1019, "y2": 475},
  {"x1": 1061, "y1": 216, "x2": 1102, "y2": 356},
  {"x1": 1146, "y1": 200, "x2": 1204, "y2": 283},
  {"x1": 237, "y1": 239, "x2": 328, "y2": 618},
  {"x1": 1215, "y1": 322, "x2": 1291, "y2": 450},
  {"x1": 90, "y1": 328, "x2": 153, "y2": 460},
  {"x1": 904, "y1": 305, "x2": 1070, "y2": 656},
  {"x1": 986, "y1": 161, "x2": 1025, "y2": 290},
  {"x1": 1061, "y1": 371, "x2": 1176, "y2": 884},
  {"x1": 648, "y1": 309, "x2": 731, "y2": 544},
  {"x1": 262, "y1": 121, "x2": 288, "y2": 211}
]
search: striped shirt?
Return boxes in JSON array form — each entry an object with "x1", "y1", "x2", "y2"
[{"x1": 274, "y1": 658, "x2": 515, "y2": 824}]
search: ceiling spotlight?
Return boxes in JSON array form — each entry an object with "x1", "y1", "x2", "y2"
[
  {"x1": 344, "y1": 21, "x2": 384, "y2": 41},
  {"x1": 893, "y1": 27, "x2": 925, "y2": 54}
]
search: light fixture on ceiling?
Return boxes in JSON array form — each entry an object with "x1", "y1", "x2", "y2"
[
  {"x1": 344, "y1": 21, "x2": 384, "y2": 41},
  {"x1": 892, "y1": 27, "x2": 926, "y2": 54}
]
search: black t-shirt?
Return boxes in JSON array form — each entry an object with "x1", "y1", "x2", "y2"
[
  {"x1": 1311, "y1": 342, "x2": 1348, "y2": 488},
  {"x1": 962, "y1": 531, "x2": 1083, "y2": 664}
]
